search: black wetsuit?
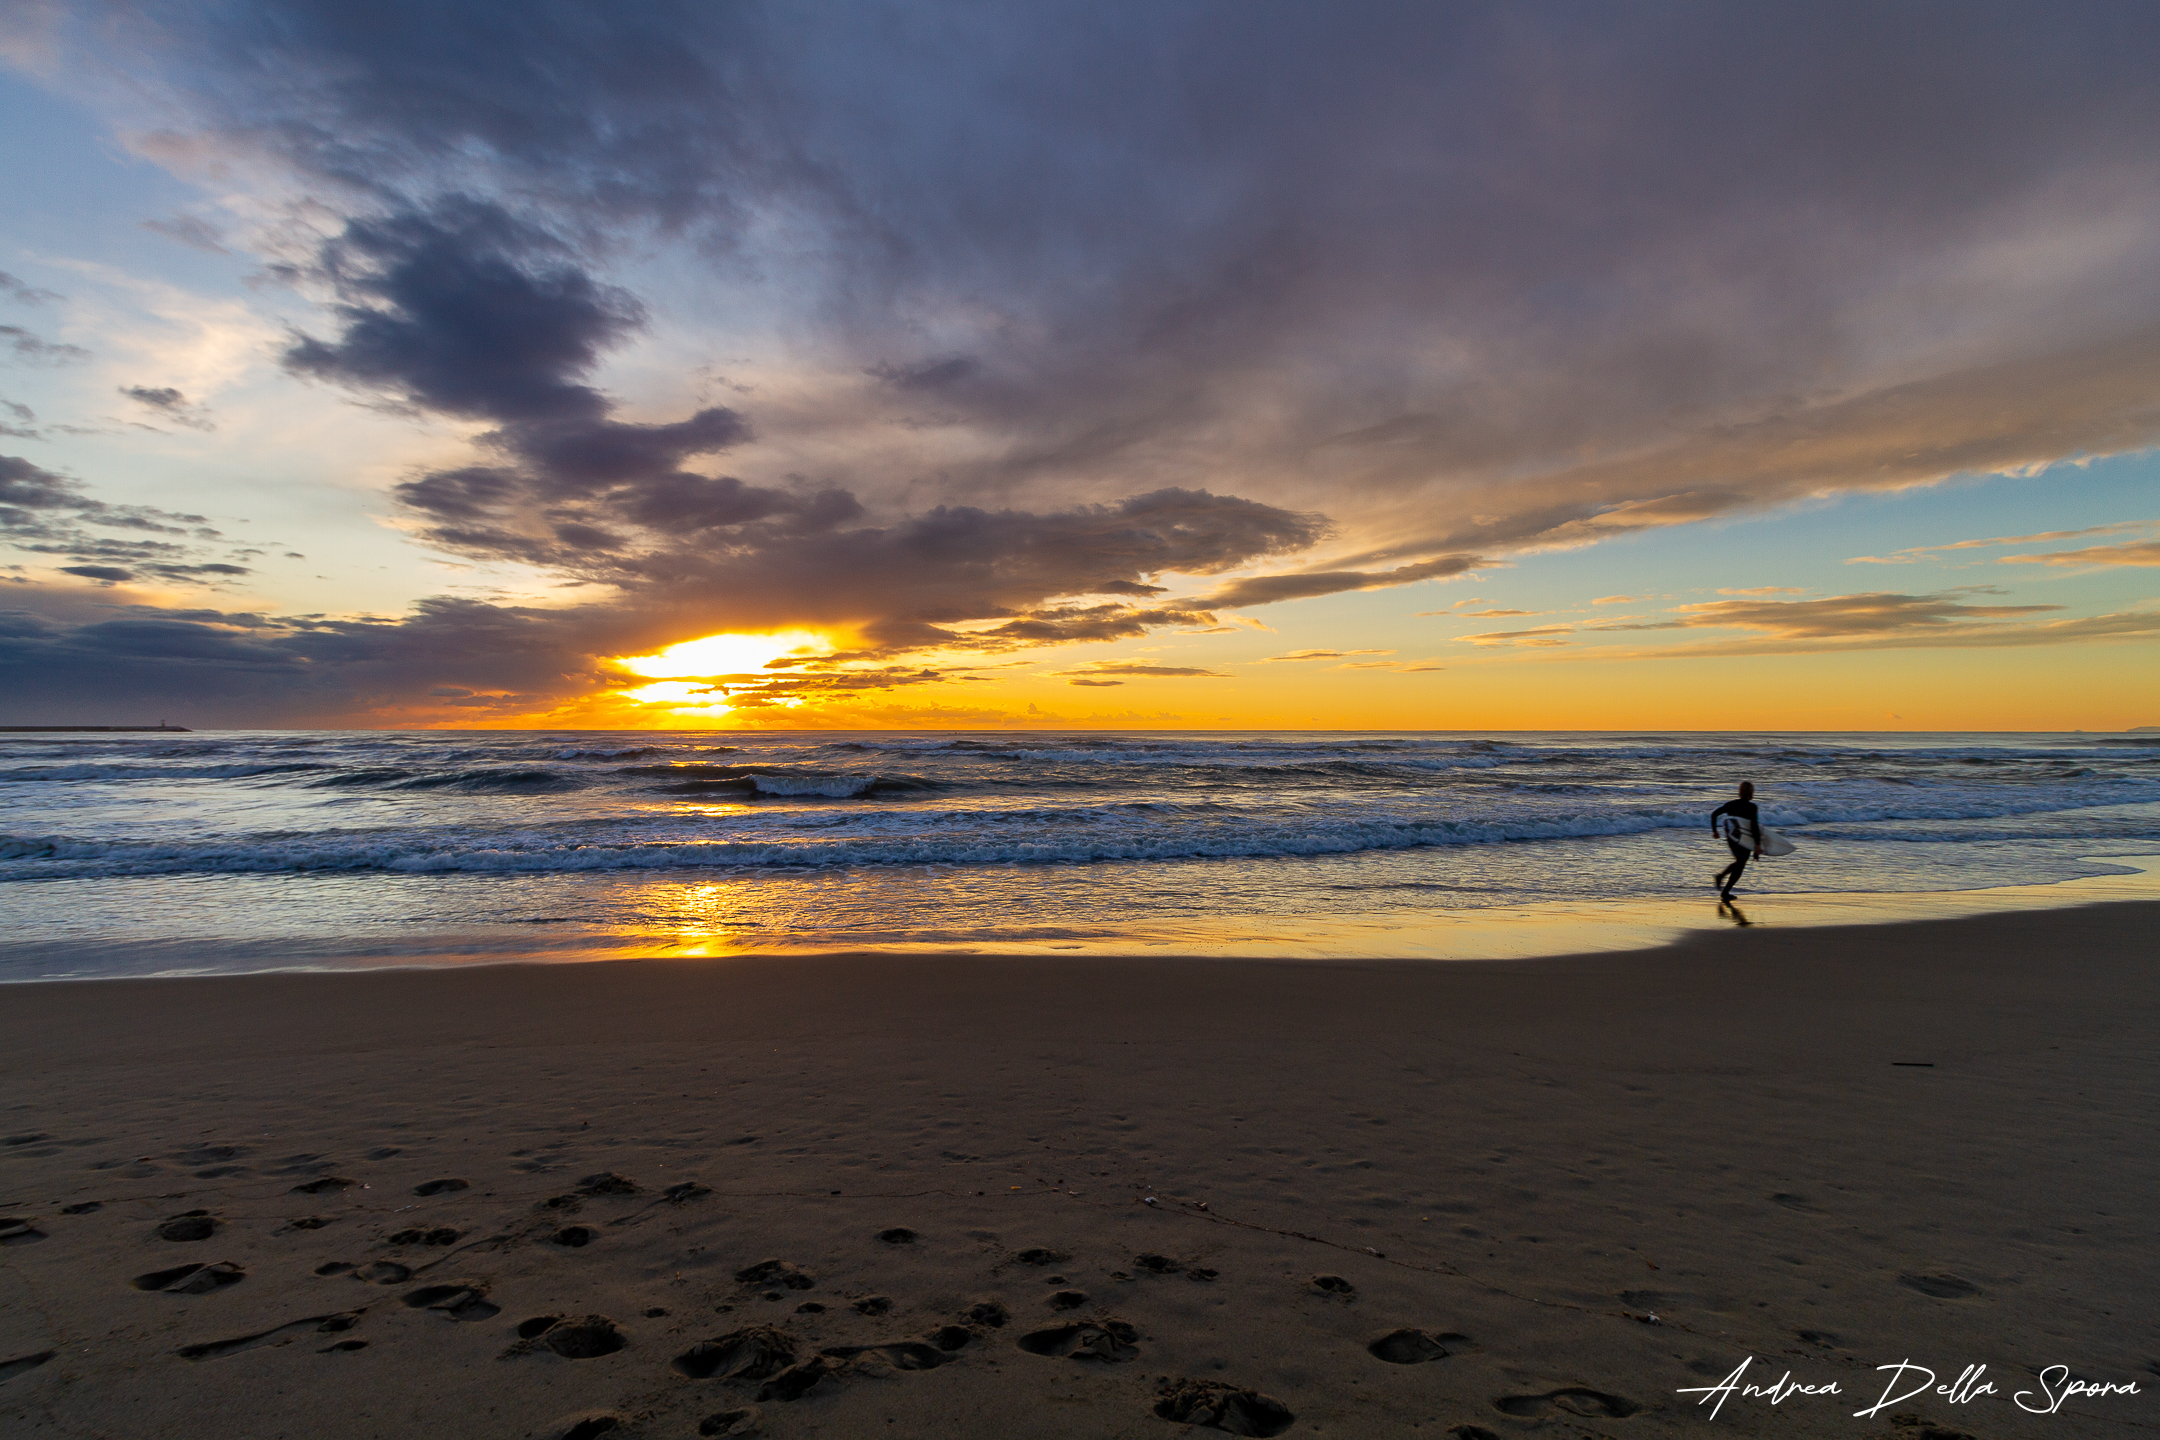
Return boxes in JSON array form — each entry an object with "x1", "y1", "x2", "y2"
[{"x1": 1709, "y1": 798, "x2": 1760, "y2": 896}]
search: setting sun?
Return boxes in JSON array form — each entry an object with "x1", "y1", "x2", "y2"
[
  {"x1": 619, "y1": 630, "x2": 834, "y2": 679},
  {"x1": 614, "y1": 631, "x2": 835, "y2": 712}
]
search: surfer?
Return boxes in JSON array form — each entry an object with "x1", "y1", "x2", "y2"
[{"x1": 1709, "y1": 781, "x2": 1763, "y2": 902}]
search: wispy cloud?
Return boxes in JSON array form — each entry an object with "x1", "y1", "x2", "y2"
[
  {"x1": 1259, "y1": 648, "x2": 1394, "y2": 662},
  {"x1": 1055, "y1": 662, "x2": 1231, "y2": 680},
  {"x1": 1663, "y1": 592, "x2": 2057, "y2": 637},
  {"x1": 1544, "y1": 589, "x2": 2160, "y2": 657},
  {"x1": 1417, "y1": 606, "x2": 1539, "y2": 617},
  {"x1": 1848, "y1": 522, "x2": 2149, "y2": 564},
  {"x1": 1459, "y1": 625, "x2": 1573, "y2": 647},
  {"x1": 1196, "y1": 555, "x2": 1481, "y2": 609},
  {"x1": 2000, "y1": 539, "x2": 2160, "y2": 569}
]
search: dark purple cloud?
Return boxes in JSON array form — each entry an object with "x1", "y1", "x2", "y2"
[
  {"x1": 119, "y1": 385, "x2": 216, "y2": 430},
  {"x1": 0, "y1": 271, "x2": 62, "y2": 305},
  {"x1": 284, "y1": 199, "x2": 638, "y2": 423},
  {"x1": 0, "y1": 326, "x2": 90, "y2": 366}
]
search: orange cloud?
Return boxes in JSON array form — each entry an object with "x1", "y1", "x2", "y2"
[
  {"x1": 2001, "y1": 540, "x2": 2160, "y2": 568},
  {"x1": 1460, "y1": 625, "x2": 1574, "y2": 647}
]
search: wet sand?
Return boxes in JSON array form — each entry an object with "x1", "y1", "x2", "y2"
[{"x1": 1, "y1": 903, "x2": 2155, "y2": 1439}]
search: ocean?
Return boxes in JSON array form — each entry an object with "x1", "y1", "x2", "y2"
[{"x1": 3, "y1": 729, "x2": 2157, "y2": 981}]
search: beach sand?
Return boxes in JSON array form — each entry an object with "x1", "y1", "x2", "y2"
[{"x1": 1, "y1": 903, "x2": 2154, "y2": 1439}]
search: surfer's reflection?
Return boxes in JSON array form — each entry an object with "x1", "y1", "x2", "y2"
[{"x1": 1717, "y1": 898, "x2": 1754, "y2": 927}]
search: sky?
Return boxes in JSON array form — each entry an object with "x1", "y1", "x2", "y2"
[{"x1": 2, "y1": 1, "x2": 2157, "y2": 731}]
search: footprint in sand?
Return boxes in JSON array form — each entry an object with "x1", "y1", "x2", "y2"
[
  {"x1": 387, "y1": 1226, "x2": 461, "y2": 1246},
  {"x1": 403, "y1": 1282, "x2": 501, "y2": 1322},
  {"x1": 1018, "y1": 1320, "x2": 1140, "y2": 1363},
  {"x1": 1493, "y1": 1388, "x2": 1640, "y2": 1419},
  {"x1": 697, "y1": 1408, "x2": 760, "y2": 1438},
  {"x1": 1310, "y1": 1274, "x2": 1355, "y2": 1298},
  {"x1": 536, "y1": 1316, "x2": 625, "y2": 1358},
  {"x1": 820, "y1": 1339, "x2": 957, "y2": 1373},
  {"x1": 1049, "y1": 1290, "x2": 1088, "y2": 1310},
  {"x1": 59, "y1": 1202, "x2": 102, "y2": 1216},
  {"x1": 1012, "y1": 1247, "x2": 1069, "y2": 1267},
  {"x1": 0, "y1": 1218, "x2": 47, "y2": 1247},
  {"x1": 290, "y1": 1177, "x2": 354, "y2": 1195},
  {"x1": 1368, "y1": 1329, "x2": 1472, "y2": 1363},
  {"x1": 852, "y1": 1296, "x2": 892, "y2": 1316},
  {"x1": 751, "y1": 1357, "x2": 833, "y2": 1402},
  {"x1": 554, "y1": 1416, "x2": 623, "y2": 1440},
  {"x1": 281, "y1": 1216, "x2": 333, "y2": 1232},
  {"x1": 734, "y1": 1260, "x2": 816, "y2": 1291},
  {"x1": 1132, "y1": 1253, "x2": 1216, "y2": 1282},
  {"x1": 156, "y1": 1213, "x2": 218, "y2": 1242},
  {"x1": 412, "y1": 1178, "x2": 469, "y2": 1196},
  {"x1": 1153, "y1": 1378, "x2": 1296, "y2": 1437},
  {"x1": 1900, "y1": 1273, "x2": 1981, "y2": 1299},
  {"x1": 0, "y1": 1351, "x2": 56, "y2": 1384},
  {"x1": 877, "y1": 1227, "x2": 917, "y2": 1245},
  {"x1": 133, "y1": 1261, "x2": 245, "y2": 1294},
  {"x1": 663, "y1": 1181, "x2": 713, "y2": 1204},
  {"x1": 177, "y1": 1312, "x2": 359, "y2": 1361},
  {"x1": 965, "y1": 1301, "x2": 1009, "y2": 1327},
  {"x1": 351, "y1": 1261, "x2": 412, "y2": 1283},
  {"x1": 550, "y1": 1226, "x2": 600, "y2": 1248},
  {"x1": 674, "y1": 1327, "x2": 798, "y2": 1382},
  {"x1": 576, "y1": 1172, "x2": 639, "y2": 1196}
]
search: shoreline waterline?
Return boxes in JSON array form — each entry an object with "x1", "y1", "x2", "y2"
[{"x1": 8, "y1": 854, "x2": 2155, "y2": 983}]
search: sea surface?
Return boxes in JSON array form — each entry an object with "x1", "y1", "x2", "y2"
[{"x1": 3, "y1": 729, "x2": 2157, "y2": 980}]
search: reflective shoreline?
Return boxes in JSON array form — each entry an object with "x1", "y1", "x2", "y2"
[{"x1": 8, "y1": 854, "x2": 2155, "y2": 983}]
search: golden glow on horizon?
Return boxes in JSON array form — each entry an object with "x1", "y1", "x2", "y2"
[{"x1": 611, "y1": 630, "x2": 833, "y2": 714}]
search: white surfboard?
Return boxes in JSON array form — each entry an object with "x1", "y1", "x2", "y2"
[{"x1": 1758, "y1": 827, "x2": 1796, "y2": 857}]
